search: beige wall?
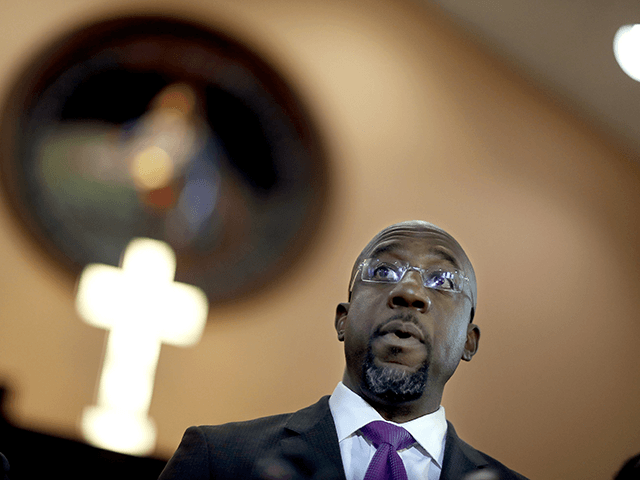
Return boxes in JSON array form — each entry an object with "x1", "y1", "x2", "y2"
[{"x1": 1, "y1": 1, "x2": 639, "y2": 479}]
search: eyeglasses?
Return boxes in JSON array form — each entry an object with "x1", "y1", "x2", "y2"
[{"x1": 350, "y1": 257, "x2": 470, "y2": 295}]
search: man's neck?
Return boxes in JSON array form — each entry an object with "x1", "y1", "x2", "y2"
[{"x1": 344, "y1": 381, "x2": 441, "y2": 423}]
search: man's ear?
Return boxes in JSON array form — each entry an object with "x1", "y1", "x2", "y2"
[
  {"x1": 335, "y1": 302, "x2": 350, "y2": 342},
  {"x1": 462, "y1": 323, "x2": 480, "y2": 362}
]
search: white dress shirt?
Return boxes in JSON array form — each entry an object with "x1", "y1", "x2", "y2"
[{"x1": 328, "y1": 382, "x2": 447, "y2": 480}]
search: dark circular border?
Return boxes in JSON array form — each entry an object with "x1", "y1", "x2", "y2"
[{"x1": 0, "y1": 13, "x2": 330, "y2": 307}]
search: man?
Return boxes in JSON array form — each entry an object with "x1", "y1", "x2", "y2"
[{"x1": 159, "y1": 221, "x2": 528, "y2": 480}]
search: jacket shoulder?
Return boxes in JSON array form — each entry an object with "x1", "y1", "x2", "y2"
[
  {"x1": 443, "y1": 422, "x2": 529, "y2": 480},
  {"x1": 158, "y1": 396, "x2": 333, "y2": 480},
  {"x1": 195, "y1": 395, "x2": 331, "y2": 443}
]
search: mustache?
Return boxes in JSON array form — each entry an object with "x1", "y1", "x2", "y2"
[{"x1": 372, "y1": 313, "x2": 422, "y2": 338}]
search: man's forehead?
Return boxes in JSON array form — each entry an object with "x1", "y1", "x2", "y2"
[{"x1": 360, "y1": 222, "x2": 467, "y2": 262}]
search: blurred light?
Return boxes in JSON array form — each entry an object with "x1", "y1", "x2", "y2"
[
  {"x1": 157, "y1": 83, "x2": 196, "y2": 116},
  {"x1": 178, "y1": 178, "x2": 219, "y2": 231},
  {"x1": 81, "y1": 407, "x2": 156, "y2": 456},
  {"x1": 614, "y1": 25, "x2": 640, "y2": 82},
  {"x1": 144, "y1": 185, "x2": 177, "y2": 210},
  {"x1": 76, "y1": 238, "x2": 209, "y2": 455},
  {"x1": 130, "y1": 145, "x2": 174, "y2": 190}
]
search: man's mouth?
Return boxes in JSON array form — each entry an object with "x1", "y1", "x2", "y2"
[{"x1": 376, "y1": 320, "x2": 425, "y2": 343}]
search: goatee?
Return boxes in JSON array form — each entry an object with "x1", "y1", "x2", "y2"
[{"x1": 363, "y1": 346, "x2": 428, "y2": 404}]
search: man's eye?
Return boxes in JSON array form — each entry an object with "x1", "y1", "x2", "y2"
[
  {"x1": 371, "y1": 264, "x2": 400, "y2": 282},
  {"x1": 425, "y1": 271, "x2": 458, "y2": 291}
]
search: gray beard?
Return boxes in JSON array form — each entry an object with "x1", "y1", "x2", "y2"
[{"x1": 363, "y1": 347, "x2": 428, "y2": 404}]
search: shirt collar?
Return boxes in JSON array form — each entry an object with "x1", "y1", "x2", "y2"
[{"x1": 328, "y1": 382, "x2": 447, "y2": 468}]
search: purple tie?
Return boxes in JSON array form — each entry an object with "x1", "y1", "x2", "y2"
[{"x1": 360, "y1": 421, "x2": 416, "y2": 480}]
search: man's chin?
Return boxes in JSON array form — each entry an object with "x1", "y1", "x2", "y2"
[{"x1": 363, "y1": 356, "x2": 428, "y2": 404}]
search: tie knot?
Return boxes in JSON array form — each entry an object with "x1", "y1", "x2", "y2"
[{"x1": 360, "y1": 421, "x2": 415, "y2": 451}]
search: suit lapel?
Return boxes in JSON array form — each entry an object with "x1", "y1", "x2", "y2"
[
  {"x1": 279, "y1": 396, "x2": 347, "y2": 480},
  {"x1": 274, "y1": 399, "x2": 491, "y2": 480},
  {"x1": 441, "y1": 421, "x2": 489, "y2": 480}
]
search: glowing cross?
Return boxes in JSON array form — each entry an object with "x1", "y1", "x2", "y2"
[{"x1": 75, "y1": 238, "x2": 208, "y2": 455}]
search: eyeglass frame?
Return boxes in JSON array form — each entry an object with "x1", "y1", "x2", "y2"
[{"x1": 348, "y1": 257, "x2": 472, "y2": 300}]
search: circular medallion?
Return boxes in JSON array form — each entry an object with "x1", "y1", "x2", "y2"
[{"x1": 0, "y1": 15, "x2": 329, "y2": 306}]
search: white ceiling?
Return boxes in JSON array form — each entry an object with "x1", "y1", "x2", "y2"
[{"x1": 421, "y1": 0, "x2": 640, "y2": 156}]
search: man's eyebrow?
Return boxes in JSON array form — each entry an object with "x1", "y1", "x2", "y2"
[
  {"x1": 431, "y1": 247, "x2": 461, "y2": 269},
  {"x1": 369, "y1": 243, "x2": 398, "y2": 257},
  {"x1": 369, "y1": 243, "x2": 462, "y2": 269}
]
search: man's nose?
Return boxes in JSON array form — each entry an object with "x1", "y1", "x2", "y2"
[{"x1": 387, "y1": 270, "x2": 431, "y2": 313}]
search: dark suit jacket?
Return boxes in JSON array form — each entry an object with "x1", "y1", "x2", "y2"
[
  {"x1": 158, "y1": 396, "x2": 528, "y2": 480},
  {"x1": 1, "y1": 452, "x2": 9, "y2": 480}
]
